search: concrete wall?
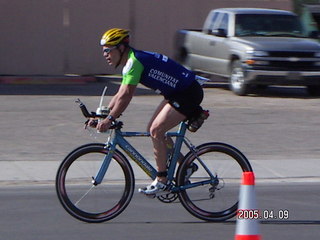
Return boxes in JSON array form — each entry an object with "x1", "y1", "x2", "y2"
[{"x1": 0, "y1": 0, "x2": 292, "y2": 75}]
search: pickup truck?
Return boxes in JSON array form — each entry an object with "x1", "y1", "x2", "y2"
[{"x1": 175, "y1": 8, "x2": 320, "y2": 95}]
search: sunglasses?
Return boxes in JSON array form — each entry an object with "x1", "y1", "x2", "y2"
[{"x1": 103, "y1": 46, "x2": 117, "y2": 54}]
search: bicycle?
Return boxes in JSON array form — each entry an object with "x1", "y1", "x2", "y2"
[{"x1": 55, "y1": 92, "x2": 253, "y2": 223}]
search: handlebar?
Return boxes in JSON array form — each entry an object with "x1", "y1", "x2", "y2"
[
  {"x1": 76, "y1": 99, "x2": 123, "y2": 130},
  {"x1": 76, "y1": 98, "x2": 103, "y2": 118}
]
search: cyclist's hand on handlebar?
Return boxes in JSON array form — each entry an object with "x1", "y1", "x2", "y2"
[
  {"x1": 85, "y1": 118, "x2": 98, "y2": 129},
  {"x1": 97, "y1": 118, "x2": 112, "y2": 132}
]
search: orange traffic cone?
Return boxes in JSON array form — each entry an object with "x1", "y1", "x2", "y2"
[{"x1": 234, "y1": 171, "x2": 261, "y2": 240}]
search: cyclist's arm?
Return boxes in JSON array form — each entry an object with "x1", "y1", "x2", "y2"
[
  {"x1": 108, "y1": 83, "x2": 137, "y2": 119},
  {"x1": 97, "y1": 83, "x2": 136, "y2": 132},
  {"x1": 108, "y1": 52, "x2": 143, "y2": 118}
]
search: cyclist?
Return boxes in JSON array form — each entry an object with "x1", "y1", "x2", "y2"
[{"x1": 92, "y1": 28, "x2": 208, "y2": 195}]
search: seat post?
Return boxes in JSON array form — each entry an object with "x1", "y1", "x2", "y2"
[{"x1": 177, "y1": 121, "x2": 188, "y2": 135}]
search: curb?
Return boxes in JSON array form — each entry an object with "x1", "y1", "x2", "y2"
[{"x1": 0, "y1": 75, "x2": 97, "y2": 85}]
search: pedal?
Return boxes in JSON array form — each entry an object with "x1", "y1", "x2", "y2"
[{"x1": 138, "y1": 189, "x2": 156, "y2": 198}]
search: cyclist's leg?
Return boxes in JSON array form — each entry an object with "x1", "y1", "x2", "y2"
[
  {"x1": 147, "y1": 100, "x2": 183, "y2": 164},
  {"x1": 165, "y1": 135, "x2": 184, "y2": 164},
  {"x1": 149, "y1": 103, "x2": 186, "y2": 183},
  {"x1": 146, "y1": 99, "x2": 168, "y2": 132}
]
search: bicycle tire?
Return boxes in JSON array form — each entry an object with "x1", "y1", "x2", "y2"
[
  {"x1": 56, "y1": 143, "x2": 135, "y2": 223},
  {"x1": 176, "y1": 142, "x2": 252, "y2": 222}
]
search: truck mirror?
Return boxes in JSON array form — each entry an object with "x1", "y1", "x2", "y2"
[{"x1": 212, "y1": 28, "x2": 227, "y2": 37}]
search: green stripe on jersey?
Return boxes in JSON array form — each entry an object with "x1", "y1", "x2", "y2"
[{"x1": 122, "y1": 49, "x2": 144, "y2": 85}]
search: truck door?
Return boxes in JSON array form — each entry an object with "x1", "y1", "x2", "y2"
[
  {"x1": 190, "y1": 11, "x2": 220, "y2": 72},
  {"x1": 193, "y1": 13, "x2": 231, "y2": 76}
]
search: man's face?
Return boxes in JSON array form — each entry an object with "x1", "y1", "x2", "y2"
[{"x1": 102, "y1": 45, "x2": 119, "y2": 66}]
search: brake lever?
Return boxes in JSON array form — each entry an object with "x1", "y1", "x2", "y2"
[
  {"x1": 84, "y1": 119, "x2": 98, "y2": 129},
  {"x1": 76, "y1": 98, "x2": 94, "y2": 118}
]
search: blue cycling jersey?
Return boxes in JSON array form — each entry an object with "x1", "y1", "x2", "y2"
[{"x1": 122, "y1": 48, "x2": 196, "y2": 97}]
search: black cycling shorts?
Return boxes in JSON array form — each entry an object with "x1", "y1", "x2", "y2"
[{"x1": 165, "y1": 81, "x2": 204, "y2": 120}]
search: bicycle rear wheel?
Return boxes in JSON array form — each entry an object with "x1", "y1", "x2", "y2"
[
  {"x1": 176, "y1": 142, "x2": 252, "y2": 222},
  {"x1": 56, "y1": 143, "x2": 134, "y2": 223}
]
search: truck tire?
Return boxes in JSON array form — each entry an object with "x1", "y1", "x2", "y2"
[{"x1": 229, "y1": 60, "x2": 250, "y2": 96}]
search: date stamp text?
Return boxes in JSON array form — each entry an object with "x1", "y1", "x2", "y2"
[{"x1": 237, "y1": 209, "x2": 290, "y2": 220}]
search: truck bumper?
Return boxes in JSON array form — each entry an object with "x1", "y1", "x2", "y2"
[{"x1": 245, "y1": 70, "x2": 320, "y2": 86}]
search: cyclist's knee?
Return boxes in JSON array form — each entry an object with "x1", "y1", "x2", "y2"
[{"x1": 149, "y1": 125, "x2": 166, "y2": 141}]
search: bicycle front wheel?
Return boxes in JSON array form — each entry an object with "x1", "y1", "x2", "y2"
[
  {"x1": 56, "y1": 143, "x2": 135, "y2": 223},
  {"x1": 176, "y1": 142, "x2": 252, "y2": 222}
]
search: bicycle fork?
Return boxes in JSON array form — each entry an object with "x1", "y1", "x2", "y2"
[{"x1": 92, "y1": 142, "x2": 115, "y2": 186}]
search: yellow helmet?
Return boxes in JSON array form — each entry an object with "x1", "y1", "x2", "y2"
[{"x1": 100, "y1": 28, "x2": 130, "y2": 46}]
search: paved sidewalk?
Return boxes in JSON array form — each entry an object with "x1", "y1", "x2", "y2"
[{"x1": 0, "y1": 158, "x2": 320, "y2": 186}]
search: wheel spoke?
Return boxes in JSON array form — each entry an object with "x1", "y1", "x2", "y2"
[{"x1": 75, "y1": 185, "x2": 96, "y2": 206}]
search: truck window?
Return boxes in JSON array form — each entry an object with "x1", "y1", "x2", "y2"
[
  {"x1": 235, "y1": 14, "x2": 305, "y2": 37},
  {"x1": 206, "y1": 12, "x2": 219, "y2": 33},
  {"x1": 217, "y1": 13, "x2": 229, "y2": 33}
]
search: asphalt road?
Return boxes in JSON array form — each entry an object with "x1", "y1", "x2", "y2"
[{"x1": 0, "y1": 183, "x2": 319, "y2": 240}]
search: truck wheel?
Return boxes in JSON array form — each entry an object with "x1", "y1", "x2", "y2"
[
  {"x1": 229, "y1": 60, "x2": 250, "y2": 96},
  {"x1": 306, "y1": 86, "x2": 320, "y2": 96}
]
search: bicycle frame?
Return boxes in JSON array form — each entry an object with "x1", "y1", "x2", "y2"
[
  {"x1": 93, "y1": 121, "x2": 188, "y2": 186},
  {"x1": 93, "y1": 120, "x2": 219, "y2": 193},
  {"x1": 76, "y1": 90, "x2": 217, "y2": 191}
]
